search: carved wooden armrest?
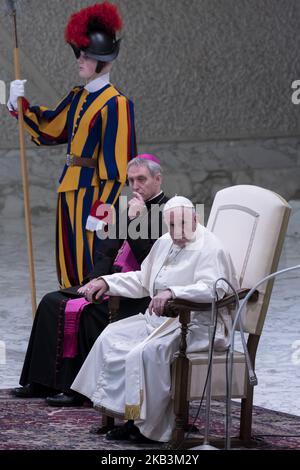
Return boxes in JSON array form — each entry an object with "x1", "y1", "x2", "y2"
[
  {"x1": 163, "y1": 288, "x2": 259, "y2": 318},
  {"x1": 108, "y1": 289, "x2": 259, "y2": 323}
]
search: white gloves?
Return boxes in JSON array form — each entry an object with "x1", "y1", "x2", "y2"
[{"x1": 7, "y1": 79, "x2": 27, "y2": 111}]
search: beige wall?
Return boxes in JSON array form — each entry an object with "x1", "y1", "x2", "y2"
[{"x1": 0, "y1": 0, "x2": 299, "y2": 212}]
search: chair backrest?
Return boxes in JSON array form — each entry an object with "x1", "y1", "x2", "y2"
[{"x1": 207, "y1": 185, "x2": 291, "y2": 335}]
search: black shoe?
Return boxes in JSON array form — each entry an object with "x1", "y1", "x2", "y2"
[
  {"x1": 46, "y1": 392, "x2": 85, "y2": 407},
  {"x1": 128, "y1": 428, "x2": 156, "y2": 444},
  {"x1": 106, "y1": 425, "x2": 132, "y2": 441},
  {"x1": 90, "y1": 425, "x2": 112, "y2": 435},
  {"x1": 12, "y1": 384, "x2": 51, "y2": 398},
  {"x1": 106, "y1": 422, "x2": 149, "y2": 442}
]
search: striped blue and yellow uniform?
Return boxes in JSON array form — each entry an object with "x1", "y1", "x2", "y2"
[{"x1": 21, "y1": 84, "x2": 136, "y2": 287}]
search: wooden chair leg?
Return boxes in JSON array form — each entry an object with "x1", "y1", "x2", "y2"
[
  {"x1": 240, "y1": 388, "x2": 254, "y2": 444},
  {"x1": 239, "y1": 334, "x2": 259, "y2": 444},
  {"x1": 169, "y1": 355, "x2": 190, "y2": 448},
  {"x1": 102, "y1": 414, "x2": 115, "y2": 429},
  {"x1": 90, "y1": 414, "x2": 115, "y2": 434},
  {"x1": 167, "y1": 310, "x2": 191, "y2": 449},
  {"x1": 90, "y1": 413, "x2": 115, "y2": 435}
]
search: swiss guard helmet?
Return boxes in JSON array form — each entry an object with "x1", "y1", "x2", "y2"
[{"x1": 65, "y1": 2, "x2": 123, "y2": 72}]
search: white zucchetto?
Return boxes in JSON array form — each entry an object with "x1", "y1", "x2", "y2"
[{"x1": 163, "y1": 196, "x2": 194, "y2": 213}]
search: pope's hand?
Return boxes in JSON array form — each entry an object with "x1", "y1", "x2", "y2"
[
  {"x1": 8, "y1": 80, "x2": 27, "y2": 110},
  {"x1": 128, "y1": 192, "x2": 146, "y2": 220},
  {"x1": 148, "y1": 289, "x2": 173, "y2": 316},
  {"x1": 77, "y1": 279, "x2": 109, "y2": 302}
]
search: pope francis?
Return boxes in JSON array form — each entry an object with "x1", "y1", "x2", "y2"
[{"x1": 71, "y1": 196, "x2": 239, "y2": 442}]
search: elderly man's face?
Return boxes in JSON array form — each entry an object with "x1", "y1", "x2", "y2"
[
  {"x1": 127, "y1": 165, "x2": 162, "y2": 201},
  {"x1": 164, "y1": 207, "x2": 197, "y2": 247}
]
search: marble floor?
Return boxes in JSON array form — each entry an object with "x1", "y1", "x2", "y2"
[{"x1": 0, "y1": 202, "x2": 300, "y2": 416}]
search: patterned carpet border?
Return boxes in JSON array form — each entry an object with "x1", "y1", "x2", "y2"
[{"x1": 0, "y1": 389, "x2": 300, "y2": 450}]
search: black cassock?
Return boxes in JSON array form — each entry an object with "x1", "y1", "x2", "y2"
[{"x1": 19, "y1": 193, "x2": 168, "y2": 393}]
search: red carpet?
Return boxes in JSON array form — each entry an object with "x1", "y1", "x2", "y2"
[{"x1": 1, "y1": 390, "x2": 299, "y2": 450}]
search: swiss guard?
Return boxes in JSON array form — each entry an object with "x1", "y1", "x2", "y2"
[{"x1": 8, "y1": 1, "x2": 136, "y2": 288}]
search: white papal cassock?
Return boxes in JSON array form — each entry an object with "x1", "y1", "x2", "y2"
[{"x1": 72, "y1": 225, "x2": 239, "y2": 442}]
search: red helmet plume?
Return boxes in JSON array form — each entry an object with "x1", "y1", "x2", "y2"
[{"x1": 65, "y1": 2, "x2": 123, "y2": 49}]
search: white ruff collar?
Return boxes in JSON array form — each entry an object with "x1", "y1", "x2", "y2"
[{"x1": 84, "y1": 73, "x2": 110, "y2": 93}]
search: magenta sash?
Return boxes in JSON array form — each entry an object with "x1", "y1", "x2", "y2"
[
  {"x1": 62, "y1": 242, "x2": 140, "y2": 358},
  {"x1": 63, "y1": 298, "x2": 90, "y2": 358},
  {"x1": 113, "y1": 241, "x2": 140, "y2": 272}
]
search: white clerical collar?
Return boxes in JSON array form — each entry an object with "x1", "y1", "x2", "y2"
[
  {"x1": 84, "y1": 73, "x2": 110, "y2": 93},
  {"x1": 147, "y1": 191, "x2": 163, "y2": 202}
]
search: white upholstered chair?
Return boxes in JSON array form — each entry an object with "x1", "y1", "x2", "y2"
[{"x1": 165, "y1": 185, "x2": 291, "y2": 448}]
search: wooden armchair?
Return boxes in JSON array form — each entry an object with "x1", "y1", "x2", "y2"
[{"x1": 103, "y1": 185, "x2": 291, "y2": 447}]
